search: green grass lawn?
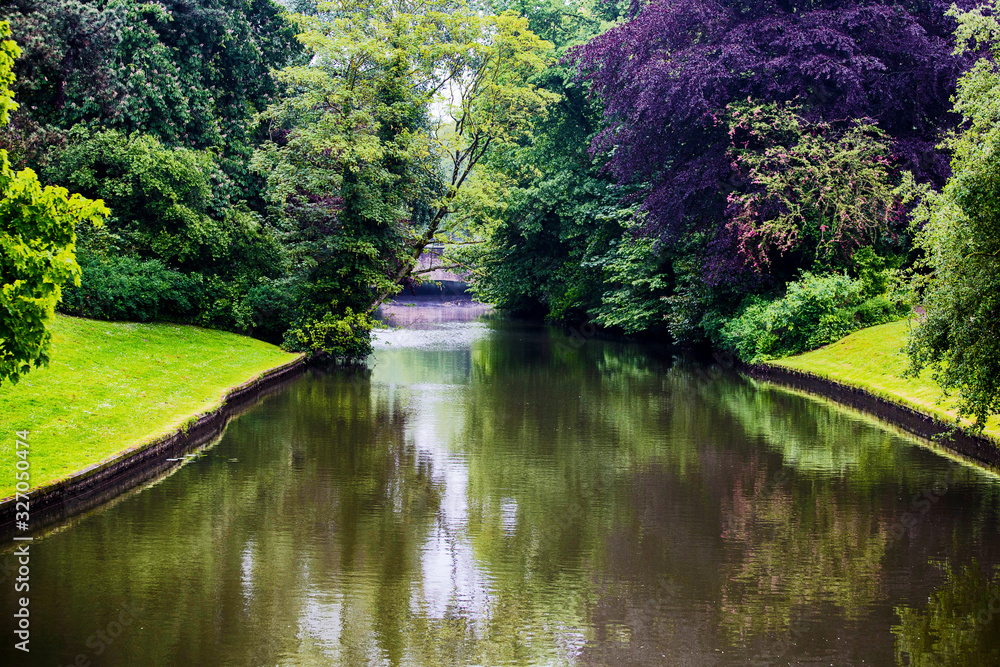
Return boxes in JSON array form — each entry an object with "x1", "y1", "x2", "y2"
[
  {"x1": 0, "y1": 315, "x2": 301, "y2": 499},
  {"x1": 771, "y1": 318, "x2": 1000, "y2": 442}
]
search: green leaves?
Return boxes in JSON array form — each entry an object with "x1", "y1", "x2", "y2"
[
  {"x1": 726, "y1": 102, "x2": 900, "y2": 273},
  {"x1": 904, "y1": 2, "x2": 1000, "y2": 430},
  {"x1": 47, "y1": 129, "x2": 276, "y2": 274},
  {"x1": 0, "y1": 23, "x2": 108, "y2": 385},
  {"x1": 0, "y1": 22, "x2": 16, "y2": 126},
  {"x1": 282, "y1": 308, "x2": 376, "y2": 359},
  {"x1": 589, "y1": 230, "x2": 672, "y2": 334},
  {"x1": 719, "y1": 272, "x2": 908, "y2": 363},
  {"x1": 1, "y1": 0, "x2": 298, "y2": 151},
  {"x1": 0, "y1": 169, "x2": 109, "y2": 385}
]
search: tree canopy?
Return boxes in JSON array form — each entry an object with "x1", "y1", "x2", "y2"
[
  {"x1": 574, "y1": 0, "x2": 968, "y2": 279},
  {"x1": 0, "y1": 20, "x2": 107, "y2": 385},
  {"x1": 906, "y1": 1, "x2": 1000, "y2": 430},
  {"x1": 1, "y1": 0, "x2": 299, "y2": 151}
]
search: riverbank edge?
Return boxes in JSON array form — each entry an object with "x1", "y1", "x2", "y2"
[
  {"x1": 0, "y1": 353, "x2": 309, "y2": 535},
  {"x1": 743, "y1": 362, "x2": 1000, "y2": 468}
]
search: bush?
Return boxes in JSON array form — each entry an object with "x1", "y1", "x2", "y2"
[
  {"x1": 719, "y1": 272, "x2": 909, "y2": 362},
  {"x1": 60, "y1": 253, "x2": 306, "y2": 340},
  {"x1": 282, "y1": 308, "x2": 375, "y2": 360},
  {"x1": 855, "y1": 294, "x2": 905, "y2": 326},
  {"x1": 60, "y1": 252, "x2": 203, "y2": 322},
  {"x1": 244, "y1": 278, "x2": 299, "y2": 343},
  {"x1": 45, "y1": 129, "x2": 283, "y2": 279}
]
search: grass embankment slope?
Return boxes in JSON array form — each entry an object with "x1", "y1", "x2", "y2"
[
  {"x1": 0, "y1": 315, "x2": 300, "y2": 499},
  {"x1": 770, "y1": 318, "x2": 1000, "y2": 442}
]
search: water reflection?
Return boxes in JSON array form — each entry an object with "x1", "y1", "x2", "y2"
[
  {"x1": 3, "y1": 319, "x2": 1000, "y2": 666},
  {"x1": 893, "y1": 560, "x2": 1000, "y2": 666},
  {"x1": 377, "y1": 297, "x2": 493, "y2": 328}
]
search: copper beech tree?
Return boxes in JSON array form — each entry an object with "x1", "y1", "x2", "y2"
[{"x1": 575, "y1": 0, "x2": 969, "y2": 282}]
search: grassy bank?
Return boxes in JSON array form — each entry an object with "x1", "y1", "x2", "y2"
[
  {"x1": 0, "y1": 315, "x2": 301, "y2": 498},
  {"x1": 770, "y1": 318, "x2": 1000, "y2": 442}
]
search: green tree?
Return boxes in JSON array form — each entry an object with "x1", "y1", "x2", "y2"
[
  {"x1": 0, "y1": 21, "x2": 107, "y2": 385},
  {"x1": 0, "y1": 0, "x2": 301, "y2": 205},
  {"x1": 47, "y1": 128, "x2": 279, "y2": 275},
  {"x1": 905, "y1": 2, "x2": 1000, "y2": 430},
  {"x1": 45, "y1": 128, "x2": 288, "y2": 335},
  {"x1": 1, "y1": 0, "x2": 298, "y2": 149},
  {"x1": 461, "y1": 0, "x2": 634, "y2": 326},
  {"x1": 254, "y1": 0, "x2": 552, "y2": 354}
]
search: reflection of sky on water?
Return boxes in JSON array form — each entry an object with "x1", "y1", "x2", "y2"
[
  {"x1": 300, "y1": 590, "x2": 344, "y2": 655},
  {"x1": 397, "y1": 353, "x2": 587, "y2": 665},
  {"x1": 370, "y1": 321, "x2": 587, "y2": 662},
  {"x1": 406, "y1": 364, "x2": 493, "y2": 627},
  {"x1": 241, "y1": 539, "x2": 255, "y2": 608},
  {"x1": 372, "y1": 321, "x2": 491, "y2": 350},
  {"x1": 377, "y1": 301, "x2": 494, "y2": 329},
  {"x1": 291, "y1": 364, "x2": 501, "y2": 662},
  {"x1": 500, "y1": 499, "x2": 518, "y2": 535}
]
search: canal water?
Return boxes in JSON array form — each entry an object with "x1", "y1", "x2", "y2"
[{"x1": 4, "y1": 318, "x2": 1000, "y2": 666}]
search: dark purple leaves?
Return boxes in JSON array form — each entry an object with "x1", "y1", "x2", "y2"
[{"x1": 573, "y1": 0, "x2": 970, "y2": 278}]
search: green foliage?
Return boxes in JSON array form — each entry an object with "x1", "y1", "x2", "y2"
[
  {"x1": 473, "y1": 22, "x2": 919, "y2": 347},
  {"x1": 727, "y1": 102, "x2": 903, "y2": 276},
  {"x1": 476, "y1": 95, "x2": 912, "y2": 346},
  {"x1": 0, "y1": 20, "x2": 15, "y2": 125},
  {"x1": 852, "y1": 245, "x2": 903, "y2": 298},
  {"x1": 42, "y1": 127, "x2": 294, "y2": 335},
  {"x1": 589, "y1": 231, "x2": 671, "y2": 334},
  {"x1": 466, "y1": 160, "x2": 632, "y2": 323},
  {"x1": 904, "y1": 2, "x2": 1000, "y2": 430},
  {"x1": 252, "y1": 13, "x2": 420, "y2": 319},
  {"x1": 659, "y1": 255, "x2": 720, "y2": 346},
  {"x1": 60, "y1": 251, "x2": 302, "y2": 339},
  {"x1": 719, "y1": 272, "x2": 908, "y2": 363},
  {"x1": 0, "y1": 21, "x2": 108, "y2": 386},
  {"x1": 1, "y1": 0, "x2": 299, "y2": 150},
  {"x1": 282, "y1": 308, "x2": 375, "y2": 359},
  {"x1": 60, "y1": 252, "x2": 202, "y2": 323},
  {"x1": 242, "y1": 277, "x2": 299, "y2": 342},
  {"x1": 46, "y1": 129, "x2": 281, "y2": 274},
  {"x1": 464, "y1": 16, "x2": 637, "y2": 327},
  {"x1": 2, "y1": 0, "x2": 556, "y2": 353},
  {"x1": 489, "y1": 0, "x2": 612, "y2": 49}
]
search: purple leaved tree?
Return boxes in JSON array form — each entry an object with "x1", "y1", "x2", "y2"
[{"x1": 574, "y1": 0, "x2": 973, "y2": 281}]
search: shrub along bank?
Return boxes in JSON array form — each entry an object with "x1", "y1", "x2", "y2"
[{"x1": 718, "y1": 268, "x2": 910, "y2": 363}]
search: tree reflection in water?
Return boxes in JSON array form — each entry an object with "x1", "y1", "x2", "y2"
[{"x1": 4, "y1": 320, "x2": 1000, "y2": 666}]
